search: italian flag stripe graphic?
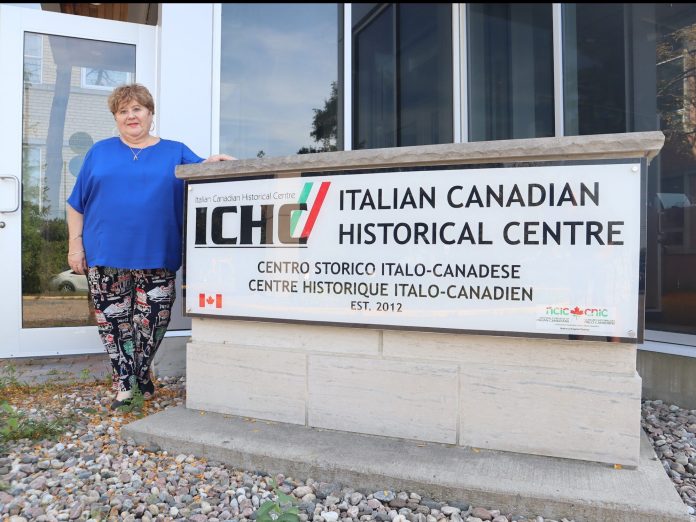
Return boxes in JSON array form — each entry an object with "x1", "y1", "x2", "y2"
[
  {"x1": 300, "y1": 181, "x2": 331, "y2": 238},
  {"x1": 290, "y1": 182, "x2": 314, "y2": 237}
]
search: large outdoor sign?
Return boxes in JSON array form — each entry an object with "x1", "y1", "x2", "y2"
[{"x1": 184, "y1": 160, "x2": 644, "y2": 341}]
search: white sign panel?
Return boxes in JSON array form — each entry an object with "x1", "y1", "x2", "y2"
[{"x1": 185, "y1": 161, "x2": 643, "y2": 341}]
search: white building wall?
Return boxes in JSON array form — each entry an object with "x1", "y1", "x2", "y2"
[{"x1": 157, "y1": 4, "x2": 214, "y2": 158}]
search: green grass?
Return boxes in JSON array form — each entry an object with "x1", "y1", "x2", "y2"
[
  {"x1": 0, "y1": 367, "x2": 104, "y2": 455},
  {"x1": 0, "y1": 401, "x2": 68, "y2": 444},
  {"x1": 255, "y1": 478, "x2": 301, "y2": 522},
  {"x1": 0, "y1": 364, "x2": 21, "y2": 389},
  {"x1": 113, "y1": 378, "x2": 146, "y2": 416}
]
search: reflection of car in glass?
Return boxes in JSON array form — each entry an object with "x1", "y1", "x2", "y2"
[{"x1": 48, "y1": 269, "x2": 88, "y2": 293}]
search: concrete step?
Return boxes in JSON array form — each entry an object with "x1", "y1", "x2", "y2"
[{"x1": 122, "y1": 406, "x2": 690, "y2": 522}]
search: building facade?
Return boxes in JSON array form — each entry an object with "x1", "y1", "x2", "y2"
[{"x1": 0, "y1": 3, "x2": 694, "y2": 404}]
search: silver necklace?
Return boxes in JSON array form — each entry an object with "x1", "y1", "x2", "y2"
[{"x1": 126, "y1": 144, "x2": 144, "y2": 161}]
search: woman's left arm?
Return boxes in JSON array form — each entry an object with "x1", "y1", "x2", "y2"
[{"x1": 203, "y1": 154, "x2": 236, "y2": 163}]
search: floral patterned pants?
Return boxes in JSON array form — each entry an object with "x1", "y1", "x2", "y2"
[{"x1": 88, "y1": 266, "x2": 176, "y2": 392}]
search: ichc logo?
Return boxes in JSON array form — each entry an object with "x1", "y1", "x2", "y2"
[
  {"x1": 194, "y1": 181, "x2": 330, "y2": 246},
  {"x1": 545, "y1": 305, "x2": 610, "y2": 317}
]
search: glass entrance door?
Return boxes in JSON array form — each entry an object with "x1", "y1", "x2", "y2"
[{"x1": 0, "y1": 5, "x2": 155, "y2": 358}]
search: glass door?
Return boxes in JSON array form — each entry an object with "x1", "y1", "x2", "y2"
[{"x1": 0, "y1": 5, "x2": 155, "y2": 357}]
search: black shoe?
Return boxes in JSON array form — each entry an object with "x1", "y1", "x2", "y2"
[
  {"x1": 110, "y1": 397, "x2": 133, "y2": 411},
  {"x1": 138, "y1": 379, "x2": 156, "y2": 400}
]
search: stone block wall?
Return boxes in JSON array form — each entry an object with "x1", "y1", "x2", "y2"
[{"x1": 187, "y1": 319, "x2": 642, "y2": 466}]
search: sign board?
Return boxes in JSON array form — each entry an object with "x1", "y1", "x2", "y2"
[{"x1": 184, "y1": 160, "x2": 644, "y2": 341}]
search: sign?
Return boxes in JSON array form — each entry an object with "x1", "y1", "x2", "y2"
[{"x1": 184, "y1": 160, "x2": 644, "y2": 341}]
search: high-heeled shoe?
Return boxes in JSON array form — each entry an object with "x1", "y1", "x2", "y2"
[
  {"x1": 110, "y1": 397, "x2": 133, "y2": 410},
  {"x1": 138, "y1": 378, "x2": 156, "y2": 400}
]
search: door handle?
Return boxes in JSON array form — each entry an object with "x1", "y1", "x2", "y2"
[{"x1": 0, "y1": 175, "x2": 20, "y2": 213}]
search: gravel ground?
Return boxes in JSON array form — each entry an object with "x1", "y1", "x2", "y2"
[
  {"x1": 641, "y1": 400, "x2": 696, "y2": 518},
  {"x1": 1, "y1": 378, "x2": 694, "y2": 522}
]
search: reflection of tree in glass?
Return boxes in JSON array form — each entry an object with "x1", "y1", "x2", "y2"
[
  {"x1": 86, "y1": 68, "x2": 120, "y2": 87},
  {"x1": 655, "y1": 22, "x2": 696, "y2": 263},
  {"x1": 298, "y1": 81, "x2": 337, "y2": 154},
  {"x1": 21, "y1": 152, "x2": 68, "y2": 295},
  {"x1": 657, "y1": 25, "x2": 696, "y2": 159}
]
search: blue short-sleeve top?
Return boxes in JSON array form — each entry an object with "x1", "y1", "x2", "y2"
[{"x1": 67, "y1": 137, "x2": 203, "y2": 271}]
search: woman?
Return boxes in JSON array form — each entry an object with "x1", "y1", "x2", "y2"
[{"x1": 66, "y1": 83, "x2": 233, "y2": 410}]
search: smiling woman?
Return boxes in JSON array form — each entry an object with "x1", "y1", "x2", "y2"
[{"x1": 65, "y1": 83, "x2": 234, "y2": 409}]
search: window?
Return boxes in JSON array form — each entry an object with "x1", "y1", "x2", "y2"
[
  {"x1": 21, "y1": 34, "x2": 136, "y2": 328},
  {"x1": 21, "y1": 146, "x2": 43, "y2": 211},
  {"x1": 641, "y1": 3, "x2": 696, "y2": 337},
  {"x1": 81, "y1": 68, "x2": 132, "y2": 90},
  {"x1": 467, "y1": 4, "x2": 554, "y2": 141},
  {"x1": 353, "y1": 3, "x2": 452, "y2": 149},
  {"x1": 219, "y1": 4, "x2": 339, "y2": 159},
  {"x1": 562, "y1": 4, "x2": 627, "y2": 135},
  {"x1": 23, "y1": 32, "x2": 42, "y2": 84}
]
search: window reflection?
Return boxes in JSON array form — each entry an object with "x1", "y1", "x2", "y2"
[
  {"x1": 21, "y1": 33, "x2": 135, "y2": 328},
  {"x1": 81, "y1": 68, "x2": 132, "y2": 90},
  {"x1": 23, "y1": 33, "x2": 43, "y2": 84},
  {"x1": 647, "y1": 5, "x2": 696, "y2": 334},
  {"x1": 353, "y1": 3, "x2": 452, "y2": 150},
  {"x1": 353, "y1": 5, "x2": 395, "y2": 149},
  {"x1": 219, "y1": 4, "x2": 339, "y2": 159},
  {"x1": 563, "y1": 4, "x2": 627, "y2": 135},
  {"x1": 467, "y1": 3, "x2": 554, "y2": 141}
]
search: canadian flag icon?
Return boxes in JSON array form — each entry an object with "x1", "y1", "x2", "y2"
[{"x1": 199, "y1": 293, "x2": 223, "y2": 308}]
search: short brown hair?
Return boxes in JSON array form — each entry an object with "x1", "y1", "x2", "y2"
[{"x1": 108, "y1": 83, "x2": 155, "y2": 115}]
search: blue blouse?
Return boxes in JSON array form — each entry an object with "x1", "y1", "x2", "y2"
[{"x1": 67, "y1": 137, "x2": 203, "y2": 271}]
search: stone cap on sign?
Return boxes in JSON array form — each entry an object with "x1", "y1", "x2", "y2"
[{"x1": 176, "y1": 131, "x2": 665, "y2": 181}]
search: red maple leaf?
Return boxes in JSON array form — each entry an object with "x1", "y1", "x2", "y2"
[
  {"x1": 206, "y1": 296, "x2": 215, "y2": 305},
  {"x1": 570, "y1": 306, "x2": 584, "y2": 315}
]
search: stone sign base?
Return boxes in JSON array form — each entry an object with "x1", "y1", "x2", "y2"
[{"x1": 187, "y1": 319, "x2": 641, "y2": 466}]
